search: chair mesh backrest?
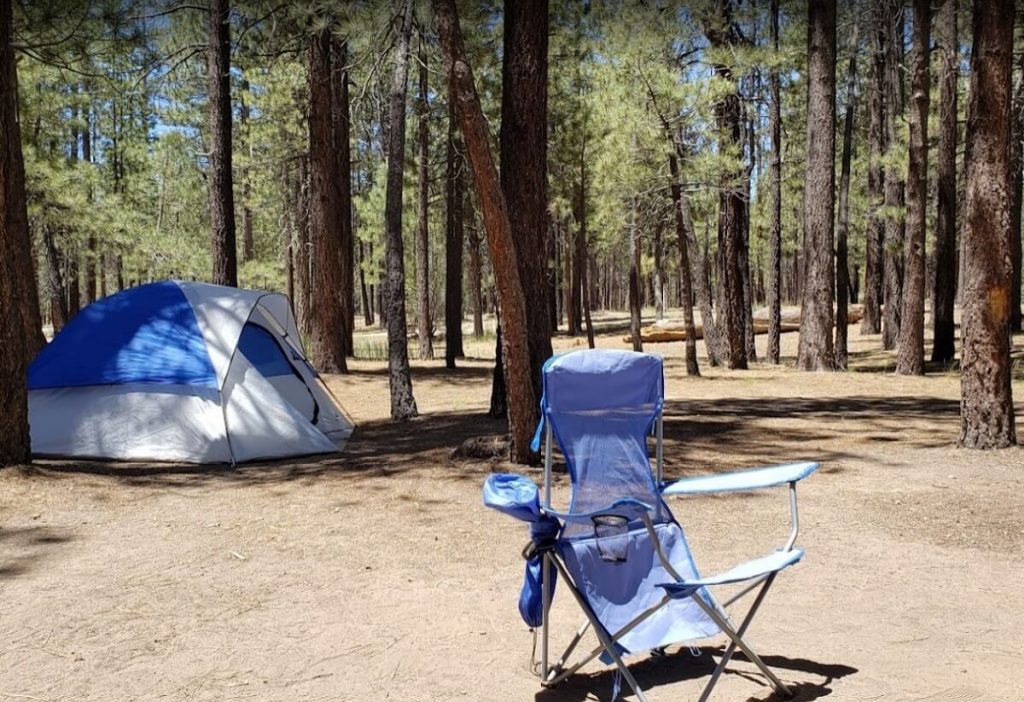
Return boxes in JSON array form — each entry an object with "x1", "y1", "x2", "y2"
[{"x1": 542, "y1": 350, "x2": 664, "y2": 537}]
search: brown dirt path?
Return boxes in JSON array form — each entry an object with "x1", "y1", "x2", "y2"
[{"x1": 1, "y1": 320, "x2": 1022, "y2": 701}]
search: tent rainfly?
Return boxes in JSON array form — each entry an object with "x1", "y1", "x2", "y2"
[{"x1": 28, "y1": 281, "x2": 354, "y2": 464}]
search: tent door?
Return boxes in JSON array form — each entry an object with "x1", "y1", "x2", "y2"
[{"x1": 236, "y1": 322, "x2": 319, "y2": 423}]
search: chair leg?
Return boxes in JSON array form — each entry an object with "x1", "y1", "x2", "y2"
[
  {"x1": 690, "y1": 592, "x2": 792, "y2": 699},
  {"x1": 697, "y1": 574, "x2": 779, "y2": 702},
  {"x1": 550, "y1": 555, "x2": 652, "y2": 702}
]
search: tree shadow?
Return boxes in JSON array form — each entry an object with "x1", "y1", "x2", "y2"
[
  {"x1": 23, "y1": 391, "x2": 964, "y2": 491},
  {"x1": 25, "y1": 410, "x2": 511, "y2": 489},
  {"x1": 659, "y1": 394, "x2": 962, "y2": 475},
  {"x1": 0, "y1": 526, "x2": 74, "y2": 580},
  {"x1": 534, "y1": 646, "x2": 857, "y2": 702}
]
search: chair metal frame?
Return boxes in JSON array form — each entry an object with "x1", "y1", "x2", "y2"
[{"x1": 536, "y1": 411, "x2": 812, "y2": 702}]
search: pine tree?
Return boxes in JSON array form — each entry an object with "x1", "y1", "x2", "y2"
[
  {"x1": 895, "y1": 0, "x2": 930, "y2": 376},
  {"x1": 384, "y1": 0, "x2": 418, "y2": 420},
  {"x1": 959, "y1": 0, "x2": 1017, "y2": 448},
  {"x1": 797, "y1": 0, "x2": 837, "y2": 371}
]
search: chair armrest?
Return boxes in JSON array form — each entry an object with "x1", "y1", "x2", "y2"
[
  {"x1": 658, "y1": 548, "x2": 804, "y2": 599},
  {"x1": 661, "y1": 461, "x2": 818, "y2": 497},
  {"x1": 543, "y1": 497, "x2": 654, "y2": 524}
]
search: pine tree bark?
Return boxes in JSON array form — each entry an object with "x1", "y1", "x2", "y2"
[
  {"x1": 862, "y1": 13, "x2": 886, "y2": 336},
  {"x1": 836, "y1": 22, "x2": 860, "y2": 370},
  {"x1": 2, "y1": 1, "x2": 43, "y2": 359},
  {"x1": 882, "y1": 0, "x2": 905, "y2": 350},
  {"x1": 687, "y1": 175, "x2": 722, "y2": 365},
  {"x1": 359, "y1": 240, "x2": 373, "y2": 327},
  {"x1": 445, "y1": 86, "x2": 465, "y2": 368},
  {"x1": 207, "y1": 0, "x2": 237, "y2": 287},
  {"x1": 653, "y1": 221, "x2": 664, "y2": 321},
  {"x1": 0, "y1": 0, "x2": 30, "y2": 463},
  {"x1": 333, "y1": 37, "x2": 355, "y2": 356},
  {"x1": 499, "y1": 0, "x2": 551, "y2": 402},
  {"x1": 896, "y1": 0, "x2": 930, "y2": 376},
  {"x1": 767, "y1": 0, "x2": 783, "y2": 364},
  {"x1": 308, "y1": 28, "x2": 348, "y2": 374},
  {"x1": 741, "y1": 114, "x2": 757, "y2": 362},
  {"x1": 85, "y1": 236, "x2": 97, "y2": 304},
  {"x1": 959, "y1": 0, "x2": 1017, "y2": 448},
  {"x1": 704, "y1": 3, "x2": 747, "y2": 370},
  {"x1": 240, "y1": 79, "x2": 254, "y2": 263},
  {"x1": 434, "y1": 0, "x2": 537, "y2": 463},
  {"x1": 489, "y1": 322, "x2": 507, "y2": 418},
  {"x1": 562, "y1": 225, "x2": 575, "y2": 335},
  {"x1": 932, "y1": 0, "x2": 958, "y2": 361},
  {"x1": 628, "y1": 194, "x2": 643, "y2": 352},
  {"x1": 797, "y1": 0, "x2": 837, "y2": 371},
  {"x1": 294, "y1": 155, "x2": 312, "y2": 338},
  {"x1": 415, "y1": 36, "x2": 434, "y2": 360},
  {"x1": 384, "y1": 0, "x2": 417, "y2": 419},
  {"x1": 43, "y1": 225, "x2": 67, "y2": 333},
  {"x1": 1011, "y1": 10, "x2": 1024, "y2": 334},
  {"x1": 467, "y1": 196, "x2": 484, "y2": 339},
  {"x1": 578, "y1": 138, "x2": 595, "y2": 349},
  {"x1": 669, "y1": 153, "x2": 700, "y2": 376}
]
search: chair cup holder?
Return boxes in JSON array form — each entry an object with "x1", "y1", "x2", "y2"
[{"x1": 592, "y1": 514, "x2": 629, "y2": 563}]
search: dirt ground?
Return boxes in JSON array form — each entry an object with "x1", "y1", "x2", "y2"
[{"x1": 2, "y1": 314, "x2": 1023, "y2": 702}]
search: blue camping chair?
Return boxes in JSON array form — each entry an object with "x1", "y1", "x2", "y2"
[{"x1": 484, "y1": 349, "x2": 817, "y2": 701}]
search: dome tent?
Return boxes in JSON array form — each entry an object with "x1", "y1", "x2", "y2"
[{"x1": 28, "y1": 281, "x2": 354, "y2": 464}]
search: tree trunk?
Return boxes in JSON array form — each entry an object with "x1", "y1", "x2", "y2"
[
  {"x1": 669, "y1": 153, "x2": 700, "y2": 376},
  {"x1": 434, "y1": 0, "x2": 537, "y2": 463},
  {"x1": 445, "y1": 85, "x2": 465, "y2": 368},
  {"x1": 653, "y1": 219, "x2": 664, "y2": 321},
  {"x1": 628, "y1": 194, "x2": 643, "y2": 352},
  {"x1": 797, "y1": 0, "x2": 837, "y2": 371},
  {"x1": 836, "y1": 22, "x2": 859, "y2": 369},
  {"x1": 704, "y1": 3, "x2": 747, "y2": 370},
  {"x1": 1011, "y1": 9, "x2": 1024, "y2": 334},
  {"x1": 562, "y1": 224, "x2": 575, "y2": 335},
  {"x1": 896, "y1": 0, "x2": 930, "y2": 375},
  {"x1": 207, "y1": 0, "x2": 237, "y2": 287},
  {"x1": 307, "y1": 28, "x2": 348, "y2": 374},
  {"x1": 959, "y1": 0, "x2": 1017, "y2": 448},
  {"x1": 767, "y1": 0, "x2": 783, "y2": 363},
  {"x1": 415, "y1": 35, "x2": 434, "y2": 360},
  {"x1": 466, "y1": 188, "x2": 485, "y2": 339},
  {"x1": 863, "y1": 11, "x2": 887, "y2": 336},
  {"x1": 294, "y1": 155, "x2": 312, "y2": 338},
  {"x1": 359, "y1": 240, "x2": 373, "y2": 327},
  {"x1": 98, "y1": 252, "x2": 106, "y2": 298},
  {"x1": 84, "y1": 236, "x2": 97, "y2": 304},
  {"x1": 333, "y1": 37, "x2": 355, "y2": 357},
  {"x1": 932, "y1": 0, "x2": 958, "y2": 361},
  {"x1": 882, "y1": 0, "x2": 905, "y2": 350},
  {"x1": 240, "y1": 79, "x2": 254, "y2": 263},
  {"x1": 741, "y1": 113, "x2": 757, "y2": 362},
  {"x1": 384, "y1": 0, "x2": 417, "y2": 419},
  {"x1": 688, "y1": 181, "x2": 721, "y2": 365},
  {"x1": 43, "y1": 225, "x2": 68, "y2": 333},
  {"x1": 489, "y1": 321, "x2": 507, "y2": 418},
  {"x1": 500, "y1": 0, "x2": 552, "y2": 406},
  {"x1": 2, "y1": 3, "x2": 43, "y2": 358},
  {"x1": 0, "y1": 0, "x2": 30, "y2": 463},
  {"x1": 548, "y1": 216, "x2": 559, "y2": 330},
  {"x1": 579, "y1": 140, "x2": 595, "y2": 349}
]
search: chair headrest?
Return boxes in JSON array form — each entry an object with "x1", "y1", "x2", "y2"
[{"x1": 542, "y1": 350, "x2": 663, "y2": 414}]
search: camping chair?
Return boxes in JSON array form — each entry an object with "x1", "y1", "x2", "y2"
[{"x1": 483, "y1": 349, "x2": 818, "y2": 701}]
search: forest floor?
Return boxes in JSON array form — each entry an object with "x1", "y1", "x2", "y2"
[{"x1": 1, "y1": 312, "x2": 1023, "y2": 702}]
